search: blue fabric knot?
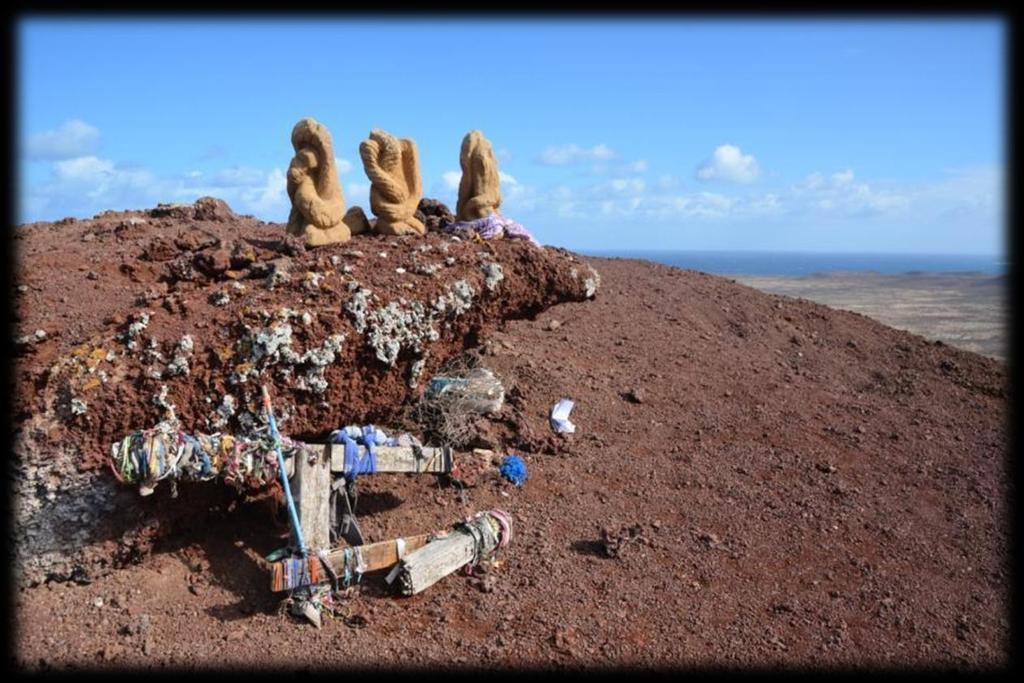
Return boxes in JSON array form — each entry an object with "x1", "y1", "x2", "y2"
[
  {"x1": 333, "y1": 424, "x2": 378, "y2": 479},
  {"x1": 183, "y1": 434, "x2": 213, "y2": 477},
  {"x1": 499, "y1": 455, "x2": 528, "y2": 487}
]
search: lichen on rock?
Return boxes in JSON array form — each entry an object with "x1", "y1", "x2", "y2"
[{"x1": 482, "y1": 262, "x2": 504, "y2": 291}]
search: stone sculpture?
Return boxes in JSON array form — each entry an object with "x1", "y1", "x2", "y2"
[
  {"x1": 455, "y1": 130, "x2": 502, "y2": 222},
  {"x1": 359, "y1": 129, "x2": 425, "y2": 236},
  {"x1": 286, "y1": 117, "x2": 370, "y2": 246},
  {"x1": 442, "y1": 129, "x2": 539, "y2": 246}
]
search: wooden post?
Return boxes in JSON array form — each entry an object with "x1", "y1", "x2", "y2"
[
  {"x1": 292, "y1": 443, "x2": 331, "y2": 552},
  {"x1": 391, "y1": 510, "x2": 512, "y2": 596}
]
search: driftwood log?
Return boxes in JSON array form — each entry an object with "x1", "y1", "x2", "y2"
[{"x1": 389, "y1": 509, "x2": 513, "y2": 595}]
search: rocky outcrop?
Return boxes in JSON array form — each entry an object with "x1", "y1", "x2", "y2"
[
  {"x1": 418, "y1": 197, "x2": 455, "y2": 233},
  {"x1": 11, "y1": 204, "x2": 600, "y2": 586}
]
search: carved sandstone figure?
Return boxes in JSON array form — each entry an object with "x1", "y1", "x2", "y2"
[
  {"x1": 456, "y1": 130, "x2": 502, "y2": 222},
  {"x1": 359, "y1": 129, "x2": 425, "y2": 236},
  {"x1": 286, "y1": 118, "x2": 370, "y2": 246}
]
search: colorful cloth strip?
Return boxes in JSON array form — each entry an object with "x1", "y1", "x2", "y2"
[{"x1": 443, "y1": 212, "x2": 540, "y2": 246}]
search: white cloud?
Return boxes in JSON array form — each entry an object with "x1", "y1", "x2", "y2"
[
  {"x1": 831, "y1": 169, "x2": 855, "y2": 186},
  {"x1": 789, "y1": 169, "x2": 910, "y2": 217},
  {"x1": 592, "y1": 177, "x2": 645, "y2": 197},
  {"x1": 336, "y1": 157, "x2": 354, "y2": 175},
  {"x1": 242, "y1": 168, "x2": 288, "y2": 215},
  {"x1": 344, "y1": 181, "x2": 371, "y2": 214},
  {"x1": 696, "y1": 144, "x2": 761, "y2": 184},
  {"x1": 441, "y1": 171, "x2": 462, "y2": 191},
  {"x1": 23, "y1": 153, "x2": 296, "y2": 222},
  {"x1": 207, "y1": 166, "x2": 268, "y2": 188},
  {"x1": 538, "y1": 143, "x2": 618, "y2": 165},
  {"x1": 656, "y1": 175, "x2": 679, "y2": 190},
  {"x1": 53, "y1": 155, "x2": 114, "y2": 182},
  {"x1": 26, "y1": 120, "x2": 101, "y2": 161}
]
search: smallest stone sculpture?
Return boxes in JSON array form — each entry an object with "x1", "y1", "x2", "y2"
[
  {"x1": 456, "y1": 130, "x2": 502, "y2": 222},
  {"x1": 359, "y1": 129, "x2": 425, "y2": 236},
  {"x1": 286, "y1": 117, "x2": 370, "y2": 247},
  {"x1": 445, "y1": 130, "x2": 539, "y2": 246}
]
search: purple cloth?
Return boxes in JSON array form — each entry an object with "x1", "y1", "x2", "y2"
[{"x1": 443, "y1": 212, "x2": 541, "y2": 246}]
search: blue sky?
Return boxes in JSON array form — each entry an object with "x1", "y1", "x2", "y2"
[{"x1": 18, "y1": 18, "x2": 1005, "y2": 254}]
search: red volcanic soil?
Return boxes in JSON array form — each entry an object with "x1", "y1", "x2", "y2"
[{"x1": 12, "y1": 201, "x2": 1009, "y2": 669}]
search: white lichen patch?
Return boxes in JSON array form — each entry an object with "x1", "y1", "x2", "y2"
[
  {"x1": 408, "y1": 358, "x2": 426, "y2": 388},
  {"x1": 345, "y1": 287, "x2": 373, "y2": 333},
  {"x1": 343, "y1": 278, "x2": 478, "y2": 368},
  {"x1": 121, "y1": 312, "x2": 151, "y2": 350},
  {"x1": 163, "y1": 335, "x2": 194, "y2": 377},
  {"x1": 481, "y1": 262, "x2": 504, "y2": 291},
  {"x1": 153, "y1": 384, "x2": 177, "y2": 422},
  {"x1": 210, "y1": 393, "x2": 236, "y2": 429},
  {"x1": 229, "y1": 318, "x2": 346, "y2": 395},
  {"x1": 293, "y1": 334, "x2": 346, "y2": 394},
  {"x1": 584, "y1": 265, "x2": 601, "y2": 298},
  {"x1": 265, "y1": 264, "x2": 290, "y2": 290},
  {"x1": 210, "y1": 290, "x2": 230, "y2": 306},
  {"x1": 141, "y1": 337, "x2": 165, "y2": 366},
  {"x1": 365, "y1": 300, "x2": 439, "y2": 366},
  {"x1": 69, "y1": 398, "x2": 88, "y2": 416},
  {"x1": 303, "y1": 271, "x2": 324, "y2": 293},
  {"x1": 432, "y1": 280, "x2": 475, "y2": 318},
  {"x1": 412, "y1": 262, "x2": 441, "y2": 276}
]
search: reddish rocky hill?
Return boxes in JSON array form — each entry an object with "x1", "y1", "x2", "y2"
[{"x1": 12, "y1": 200, "x2": 1008, "y2": 668}]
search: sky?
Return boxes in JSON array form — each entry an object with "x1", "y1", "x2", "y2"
[{"x1": 17, "y1": 17, "x2": 1005, "y2": 255}]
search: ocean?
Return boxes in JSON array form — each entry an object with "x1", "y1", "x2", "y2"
[{"x1": 580, "y1": 250, "x2": 1008, "y2": 277}]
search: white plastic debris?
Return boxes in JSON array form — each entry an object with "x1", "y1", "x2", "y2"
[{"x1": 550, "y1": 399, "x2": 576, "y2": 434}]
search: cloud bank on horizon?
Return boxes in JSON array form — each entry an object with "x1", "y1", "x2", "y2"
[{"x1": 17, "y1": 19, "x2": 1004, "y2": 255}]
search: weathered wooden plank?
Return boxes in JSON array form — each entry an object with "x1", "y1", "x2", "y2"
[
  {"x1": 269, "y1": 533, "x2": 432, "y2": 591},
  {"x1": 392, "y1": 511, "x2": 512, "y2": 596},
  {"x1": 327, "y1": 533, "x2": 432, "y2": 575},
  {"x1": 284, "y1": 443, "x2": 453, "y2": 477},
  {"x1": 292, "y1": 443, "x2": 331, "y2": 552}
]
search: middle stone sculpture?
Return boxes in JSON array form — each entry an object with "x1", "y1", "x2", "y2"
[{"x1": 359, "y1": 129, "x2": 425, "y2": 236}]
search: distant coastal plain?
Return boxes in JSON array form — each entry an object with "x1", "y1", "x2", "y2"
[
  {"x1": 587, "y1": 251, "x2": 1007, "y2": 361},
  {"x1": 733, "y1": 272, "x2": 1007, "y2": 361}
]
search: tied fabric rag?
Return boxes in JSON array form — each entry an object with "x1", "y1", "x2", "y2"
[{"x1": 443, "y1": 212, "x2": 540, "y2": 246}]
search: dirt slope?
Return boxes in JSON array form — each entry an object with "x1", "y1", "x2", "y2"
[{"x1": 13, "y1": 210, "x2": 1009, "y2": 670}]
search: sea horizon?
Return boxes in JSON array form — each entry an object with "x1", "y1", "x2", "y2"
[{"x1": 580, "y1": 249, "x2": 1008, "y2": 277}]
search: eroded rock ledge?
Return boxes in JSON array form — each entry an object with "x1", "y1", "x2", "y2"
[{"x1": 12, "y1": 199, "x2": 599, "y2": 586}]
